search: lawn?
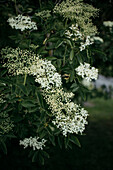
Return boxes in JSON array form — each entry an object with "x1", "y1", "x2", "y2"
[
  {"x1": 0, "y1": 98, "x2": 113, "y2": 170},
  {"x1": 40, "y1": 98, "x2": 113, "y2": 170}
]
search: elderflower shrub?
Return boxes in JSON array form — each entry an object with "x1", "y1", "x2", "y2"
[
  {"x1": 75, "y1": 62, "x2": 98, "y2": 81},
  {"x1": 20, "y1": 136, "x2": 46, "y2": 150},
  {"x1": 7, "y1": 14, "x2": 37, "y2": 31},
  {"x1": 53, "y1": 0, "x2": 99, "y2": 36},
  {"x1": 0, "y1": 0, "x2": 100, "y2": 165}
]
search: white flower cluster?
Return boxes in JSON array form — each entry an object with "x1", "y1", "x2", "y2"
[
  {"x1": 65, "y1": 24, "x2": 82, "y2": 40},
  {"x1": 65, "y1": 24, "x2": 93, "y2": 51},
  {"x1": 19, "y1": 136, "x2": 46, "y2": 150},
  {"x1": 30, "y1": 59, "x2": 62, "y2": 89},
  {"x1": 7, "y1": 15, "x2": 37, "y2": 31},
  {"x1": 1, "y1": 48, "x2": 89, "y2": 137},
  {"x1": 80, "y1": 36, "x2": 93, "y2": 51},
  {"x1": 43, "y1": 88, "x2": 88, "y2": 136},
  {"x1": 103, "y1": 21, "x2": 113, "y2": 33},
  {"x1": 103, "y1": 21, "x2": 113, "y2": 28},
  {"x1": 75, "y1": 62, "x2": 98, "y2": 81},
  {"x1": 1, "y1": 48, "x2": 38, "y2": 75}
]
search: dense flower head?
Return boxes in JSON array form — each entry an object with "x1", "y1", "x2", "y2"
[
  {"x1": 53, "y1": 0, "x2": 98, "y2": 36},
  {"x1": 43, "y1": 88, "x2": 88, "y2": 136},
  {"x1": 1, "y1": 47, "x2": 38, "y2": 75},
  {"x1": 19, "y1": 136, "x2": 46, "y2": 150},
  {"x1": 7, "y1": 15, "x2": 37, "y2": 31},
  {"x1": 30, "y1": 59, "x2": 62, "y2": 89},
  {"x1": 75, "y1": 62, "x2": 98, "y2": 81}
]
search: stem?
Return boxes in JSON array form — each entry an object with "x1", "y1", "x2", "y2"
[
  {"x1": 39, "y1": 0, "x2": 42, "y2": 8},
  {"x1": 65, "y1": 18, "x2": 68, "y2": 28},
  {"x1": 23, "y1": 73, "x2": 27, "y2": 86},
  {"x1": 86, "y1": 48, "x2": 90, "y2": 59},
  {"x1": 14, "y1": 0, "x2": 18, "y2": 15},
  {"x1": 63, "y1": 45, "x2": 67, "y2": 66}
]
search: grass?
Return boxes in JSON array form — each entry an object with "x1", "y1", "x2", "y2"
[
  {"x1": 40, "y1": 98, "x2": 113, "y2": 170},
  {"x1": 0, "y1": 98, "x2": 113, "y2": 170}
]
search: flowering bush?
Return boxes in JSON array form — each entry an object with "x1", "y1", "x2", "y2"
[{"x1": 0, "y1": 0, "x2": 99, "y2": 165}]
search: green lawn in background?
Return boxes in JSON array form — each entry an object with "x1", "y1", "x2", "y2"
[
  {"x1": 40, "y1": 98, "x2": 113, "y2": 170},
  {"x1": 0, "y1": 98, "x2": 113, "y2": 170}
]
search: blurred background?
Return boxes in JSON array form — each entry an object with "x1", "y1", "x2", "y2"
[{"x1": 0, "y1": 0, "x2": 113, "y2": 169}]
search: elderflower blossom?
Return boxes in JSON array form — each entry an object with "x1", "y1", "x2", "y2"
[
  {"x1": 30, "y1": 59, "x2": 62, "y2": 89},
  {"x1": 19, "y1": 136, "x2": 46, "y2": 150},
  {"x1": 75, "y1": 62, "x2": 98, "y2": 81},
  {"x1": 53, "y1": 0, "x2": 98, "y2": 36},
  {"x1": 80, "y1": 36, "x2": 94, "y2": 51},
  {"x1": 65, "y1": 24, "x2": 94, "y2": 51},
  {"x1": 1, "y1": 48, "x2": 38, "y2": 75},
  {"x1": 103, "y1": 21, "x2": 113, "y2": 28},
  {"x1": 103, "y1": 21, "x2": 113, "y2": 33},
  {"x1": 1, "y1": 47, "x2": 89, "y2": 136},
  {"x1": 43, "y1": 88, "x2": 88, "y2": 136},
  {"x1": 7, "y1": 15, "x2": 37, "y2": 31}
]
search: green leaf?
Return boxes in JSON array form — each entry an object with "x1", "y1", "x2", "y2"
[
  {"x1": 55, "y1": 40, "x2": 63, "y2": 48},
  {"x1": 47, "y1": 37, "x2": 59, "y2": 42},
  {"x1": 49, "y1": 135, "x2": 55, "y2": 146},
  {"x1": 41, "y1": 151, "x2": 50, "y2": 158},
  {"x1": 57, "y1": 59, "x2": 62, "y2": 68},
  {"x1": 6, "y1": 134, "x2": 17, "y2": 138},
  {"x1": 16, "y1": 84, "x2": 28, "y2": 96},
  {"x1": 70, "y1": 71, "x2": 75, "y2": 82},
  {"x1": 58, "y1": 136, "x2": 63, "y2": 149},
  {"x1": 39, "y1": 154, "x2": 44, "y2": 165},
  {"x1": 0, "y1": 69, "x2": 7, "y2": 77},
  {"x1": 70, "y1": 49, "x2": 74, "y2": 60},
  {"x1": 21, "y1": 101, "x2": 36, "y2": 108},
  {"x1": 32, "y1": 151, "x2": 38, "y2": 162},
  {"x1": 70, "y1": 136, "x2": 81, "y2": 147},
  {"x1": 0, "y1": 140, "x2": 7, "y2": 154},
  {"x1": 64, "y1": 136, "x2": 69, "y2": 148}
]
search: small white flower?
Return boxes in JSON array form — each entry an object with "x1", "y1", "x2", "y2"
[
  {"x1": 7, "y1": 15, "x2": 37, "y2": 31},
  {"x1": 75, "y1": 62, "x2": 98, "y2": 81},
  {"x1": 19, "y1": 136, "x2": 46, "y2": 150}
]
